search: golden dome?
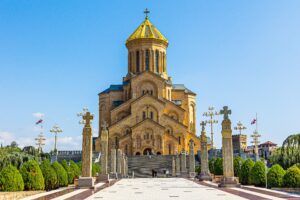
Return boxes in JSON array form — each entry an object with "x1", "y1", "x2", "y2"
[{"x1": 126, "y1": 17, "x2": 168, "y2": 44}]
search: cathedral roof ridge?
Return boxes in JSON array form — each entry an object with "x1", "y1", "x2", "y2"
[
  {"x1": 172, "y1": 84, "x2": 196, "y2": 95},
  {"x1": 99, "y1": 84, "x2": 123, "y2": 95},
  {"x1": 126, "y1": 17, "x2": 168, "y2": 44}
]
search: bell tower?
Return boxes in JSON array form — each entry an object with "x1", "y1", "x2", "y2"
[{"x1": 125, "y1": 9, "x2": 169, "y2": 80}]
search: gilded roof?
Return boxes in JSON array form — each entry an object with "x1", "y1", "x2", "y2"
[{"x1": 126, "y1": 17, "x2": 168, "y2": 44}]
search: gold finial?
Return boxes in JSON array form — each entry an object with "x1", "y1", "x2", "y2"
[{"x1": 144, "y1": 8, "x2": 150, "y2": 19}]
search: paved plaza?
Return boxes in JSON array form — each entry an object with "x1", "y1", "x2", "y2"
[{"x1": 85, "y1": 178, "x2": 300, "y2": 200}]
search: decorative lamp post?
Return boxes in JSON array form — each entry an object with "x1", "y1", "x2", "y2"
[
  {"x1": 50, "y1": 124, "x2": 63, "y2": 155},
  {"x1": 203, "y1": 106, "x2": 220, "y2": 149},
  {"x1": 234, "y1": 121, "x2": 247, "y2": 135}
]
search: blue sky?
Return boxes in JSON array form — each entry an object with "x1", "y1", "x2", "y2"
[{"x1": 0, "y1": 1, "x2": 299, "y2": 151}]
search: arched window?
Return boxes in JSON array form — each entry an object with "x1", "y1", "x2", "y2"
[
  {"x1": 150, "y1": 111, "x2": 153, "y2": 120},
  {"x1": 136, "y1": 51, "x2": 140, "y2": 73},
  {"x1": 155, "y1": 50, "x2": 159, "y2": 73},
  {"x1": 129, "y1": 52, "x2": 132, "y2": 72},
  {"x1": 145, "y1": 49, "x2": 149, "y2": 70},
  {"x1": 178, "y1": 136, "x2": 181, "y2": 145},
  {"x1": 143, "y1": 111, "x2": 146, "y2": 119}
]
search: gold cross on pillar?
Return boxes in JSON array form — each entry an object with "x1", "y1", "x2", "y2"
[
  {"x1": 220, "y1": 106, "x2": 231, "y2": 120},
  {"x1": 83, "y1": 112, "x2": 94, "y2": 126},
  {"x1": 200, "y1": 121, "x2": 206, "y2": 131}
]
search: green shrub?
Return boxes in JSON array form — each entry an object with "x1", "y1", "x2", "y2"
[
  {"x1": 20, "y1": 160, "x2": 45, "y2": 190},
  {"x1": 267, "y1": 164, "x2": 285, "y2": 188},
  {"x1": 214, "y1": 158, "x2": 223, "y2": 175},
  {"x1": 61, "y1": 160, "x2": 75, "y2": 184},
  {"x1": 294, "y1": 163, "x2": 300, "y2": 169},
  {"x1": 52, "y1": 161, "x2": 68, "y2": 187},
  {"x1": 240, "y1": 159, "x2": 254, "y2": 185},
  {"x1": 0, "y1": 165, "x2": 24, "y2": 191},
  {"x1": 250, "y1": 161, "x2": 266, "y2": 187},
  {"x1": 234, "y1": 156, "x2": 243, "y2": 177},
  {"x1": 283, "y1": 165, "x2": 300, "y2": 188},
  {"x1": 92, "y1": 163, "x2": 101, "y2": 177},
  {"x1": 69, "y1": 160, "x2": 80, "y2": 178},
  {"x1": 209, "y1": 158, "x2": 216, "y2": 174},
  {"x1": 77, "y1": 161, "x2": 82, "y2": 173},
  {"x1": 40, "y1": 160, "x2": 58, "y2": 190}
]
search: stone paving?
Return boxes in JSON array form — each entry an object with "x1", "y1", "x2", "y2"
[{"x1": 19, "y1": 178, "x2": 300, "y2": 200}]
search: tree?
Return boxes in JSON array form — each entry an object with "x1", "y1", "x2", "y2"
[
  {"x1": 69, "y1": 160, "x2": 80, "y2": 178},
  {"x1": 20, "y1": 160, "x2": 45, "y2": 190},
  {"x1": 250, "y1": 161, "x2": 266, "y2": 187},
  {"x1": 0, "y1": 165, "x2": 24, "y2": 191},
  {"x1": 52, "y1": 161, "x2": 68, "y2": 187},
  {"x1": 40, "y1": 160, "x2": 58, "y2": 190},
  {"x1": 61, "y1": 160, "x2": 75, "y2": 184},
  {"x1": 283, "y1": 165, "x2": 300, "y2": 188},
  {"x1": 269, "y1": 134, "x2": 300, "y2": 169},
  {"x1": 240, "y1": 159, "x2": 254, "y2": 185},
  {"x1": 214, "y1": 158, "x2": 223, "y2": 175},
  {"x1": 10, "y1": 141, "x2": 18, "y2": 148},
  {"x1": 267, "y1": 164, "x2": 285, "y2": 188},
  {"x1": 234, "y1": 156, "x2": 243, "y2": 177}
]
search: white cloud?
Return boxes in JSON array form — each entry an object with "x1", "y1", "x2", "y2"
[
  {"x1": 0, "y1": 131, "x2": 15, "y2": 146},
  {"x1": 32, "y1": 112, "x2": 45, "y2": 118}
]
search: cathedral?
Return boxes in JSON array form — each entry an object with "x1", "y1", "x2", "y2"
[{"x1": 95, "y1": 14, "x2": 200, "y2": 156}]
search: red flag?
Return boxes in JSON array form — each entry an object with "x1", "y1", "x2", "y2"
[
  {"x1": 251, "y1": 119, "x2": 256, "y2": 125},
  {"x1": 35, "y1": 119, "x2": 43, "y2": 125}
]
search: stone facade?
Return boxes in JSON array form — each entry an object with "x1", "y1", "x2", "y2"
[{"x1": 95, "y1": 16, "x2": 200, "y2": 156}]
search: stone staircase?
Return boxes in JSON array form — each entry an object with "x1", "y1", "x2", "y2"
[{"x1": 128, "y1": 155, "x2": 173, "y2": 178}]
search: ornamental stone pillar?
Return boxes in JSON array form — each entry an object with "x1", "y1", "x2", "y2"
[
  {"x1": 199, "y1": 121, "x2": 212, "y2": 181},
  {"x1": 218, "y1": 106, "x2": 240, "y2": 188}
]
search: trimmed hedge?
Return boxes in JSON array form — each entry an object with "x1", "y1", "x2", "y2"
[
  {"x1": 209, "y1": 158, "x2": 216, "y2": 174},
  {"x1": 240, "y1": 159, "x2": 254, "y2": 185},
  {"x1": 0, "y1": 165, "x2": 24, "y2": 191},
  {"x1": 283, "y1": 165, "x2": 300, "y2": 188},
  {"x1": 20, "y1": 160, "x2": 45, "y2": 191},
  {"x1": 234, "y1": 156, "x2": 243, "y2": 177},
  {"x1": 40, "y1": 160, "x2": 58, "y2": 190},
  {"x1": 61, "y1": 160, "x2": 75, "y2": 184},
  {"x1": 52, "y1": 161, "x2": 68, "y2": 187},
  {"x1": 69, "y1": 160, "x2": 81, "y2": 178},
  {"x1": 267, "y1": 164, "x2": 285, "y2": 188},
  {"x1": 214, "y1": 158, "x2": 223, "y2": 175},
  {"x1": 92, "y1": 163, "x2": 101, "y2": 177},
  {"x1": 250, "y1": 161, "x2": 266, "y2": 187}
]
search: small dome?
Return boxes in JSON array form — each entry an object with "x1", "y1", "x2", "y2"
[{"x1": 126, "y1": 17, "x2": 168, "y2": 44}]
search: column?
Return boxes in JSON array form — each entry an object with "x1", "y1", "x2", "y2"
[
  {"x1": 172, "y1": 156, "x2": 176, "y2": 177},
  {"x1": 176, "y1": 153, "x2": 181, "y2": 176},
  {"x1": 188, "y1": 140, "x2": 195, "y2": 178},
  {"x1": 117, "y1": 149, "x2": 122, "y2": 175},
  {"x1": 180, "y1": 150, "x2": 187, "y2": 173},
  {"x1": 110, "y1": 148, "x2": 116, "y2": 174}
]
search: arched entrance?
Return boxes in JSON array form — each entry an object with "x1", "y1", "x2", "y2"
[
  {"x1": 135, "y1": 152, "x2": 141, "y2": 156},
  {"x1": 143, "y1": 148, "x2": 152, "y2": 155}
]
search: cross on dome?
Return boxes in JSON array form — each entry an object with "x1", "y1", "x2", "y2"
[{"x1": 144, "y1": 8, "x2": 150, "y2": 18}]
